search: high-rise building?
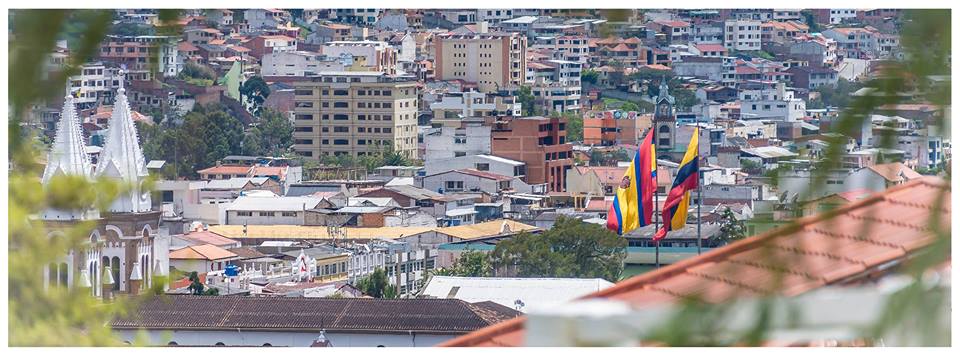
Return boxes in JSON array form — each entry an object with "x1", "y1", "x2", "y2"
[
  {"x1": 292, "y1": 72, "x2": 419, "y2": 160},
  {"x1": 434, "y1": 32, "x2": 526, "y2": 93}
]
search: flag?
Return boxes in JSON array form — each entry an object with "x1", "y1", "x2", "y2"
[
  {"x1": 655, "y1": 128, "x2": 699, "y2": 241},
  {"x1": 606, "y1": 130, "x2": 657, "y2": 235}
]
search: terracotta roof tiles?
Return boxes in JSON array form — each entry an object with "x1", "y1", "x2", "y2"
[{"x1": 440, "y1": 178, "x2": 950, "y2": 347}]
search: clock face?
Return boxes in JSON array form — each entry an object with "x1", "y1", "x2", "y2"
[{"x1": 657, "y1": 103, "x2": 670, "y2": 117}]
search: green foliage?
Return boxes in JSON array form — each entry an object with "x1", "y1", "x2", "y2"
[
  {"x1": 139, "y1": 103, "x2": 245, "y2": 179},
  {"x1": 187, "y1": 272, "x2": 204, "y2": 295},
  {"x1": 581, "y1": 69, "x2": 599, "y2": 85},
  {"x1": 563, "y1": 111, "x2": 583, "y2": 143},
  {"x1": 801, "y1": 10, "x2": 822, "y2": 33},
  {"x1": 7, "y1": 9, "x2": 186, "y2": 346},
  {"x1": 356, "y1": 268, "x2": 397, "y2": 299},
  {"x1": 239, "y1": 76, "x2": 271, "y2": 116},
  {"x1": 433, "y1": 250, "x2": 493, "y2": 277},
  {"x1": 243, "y1": 109, "x2": 293, "y2": 157},
  {"x1": 516, "y1": 85, "x2": 540, "y2": 116},
  {"x1": 715, "y1": 208, "x2": 747, "y2": 244},
  {"x1": 178, "y1": 62, "x2": 217, "y2": 85},
  {"x1": 490, "y1": 216, "x2": 627, "y2": 282},
  {"x1": 109, "y1": 22, "x2": 154, "y2": 37},
  {"x1": 809, "y1": 78, "x2": 864, "y2": 109}
]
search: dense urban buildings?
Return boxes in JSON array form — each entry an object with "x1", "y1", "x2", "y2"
[{"x1": 13, "y1": 7, "x2": 951, "y2": 348}]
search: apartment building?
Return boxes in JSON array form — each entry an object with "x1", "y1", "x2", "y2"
[
  {"x1": 67, "y1": 62, "x2": 122, "y2": 109},
  {"x1": 291, "y1": 72, "x2": 419, "y2": 160},
  {"x1": 321, "y1": 41, "x2": 398, "y2": 75},
  {"x1": 261, "y1": 51, "x2": 348, "y2": 77},
  {"x1": 434, "y1": 32, "x2": 527, "y2": 93},
  {"x1": 738, "y1": 81, "x2": 806, "y2": 122},
  {"x1": 98, "y1": 35, "x2": 180, "y2": 80},
  {"x1": 529, "y1": 35, "x2": 589, "y2": 64},
  {"x1": 490, "y1": 116, "x2": 573, "y2": 192},
  {"x1": 423, "y1": 118, "x2": 491, "y2": 162},
  {"x1": 243, "y1": 35, "x2": 298, "y2": 60},
  {"x1": 429, "y1": 91, "x2": 521, "y2": 122},
  {"x1": 583, "y1": 110, "x2": 654, "y2": 146},
  {"x1": 723, "y1": 19, "x2": 762, "y2": 51}
]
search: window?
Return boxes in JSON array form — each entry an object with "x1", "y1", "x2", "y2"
[
  {"x1": 295, "y1": 114, "x2": 313, "y2": 120},
  {"x1": 475, "y1": 163, "x2": 490, "y2": 171},
  {"x1": 258, "y1": 211, "x2": 276, "y2": 217},
  {"x1": 334, "y1": 102, "x2": 349, "y2": 108},
  {"x1": 333, "y1": 89, "x2": 348, "y2": 96},
  {"x1": 333, "y1": 114, "x2": 348, "y2": 120},
  {"x1": 237, "y1": 211, "x2": 252, "y2": 216},
  {"x1": 333, "y1": 126, "x2": 349, "y2": 133},
  {"x1": 294, "y1": 89, "x2": 313, "y2": 95},
  {"x1": 333, "y1": 139, "x2": 349, "y2": 145},
  {"x1": 446, "y1": 181, "x2": 464, "y2": 190},
  {"x1": 281, "y1": 212, "x2": 297, "y2": 217},
  {"x1": 454, "y1": 151, "x2": 466, "y2": 157}
]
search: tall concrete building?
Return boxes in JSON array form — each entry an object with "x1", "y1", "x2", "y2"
[
  {"x1": 434, "y1": 32, "x2": 526, "y2": 93},
  {"x1": 292, "y1": 72, "x2": 419, "y2": 160}
]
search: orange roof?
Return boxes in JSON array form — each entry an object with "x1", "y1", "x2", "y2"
[
  {"x1": 179, "y1": 231, "x2": 239, "y2": 248},
  {"x1": 197, "y1": 165, "x2": 252, "y2": 176},
  {"x1": 440, "y1": 178, "x2": 951, "y2": 346},
  {"x1": 865, "y1": 162, "x2": 923, "y2": 182},
  {"x1": 641, "y1": 64, "x2": 671, "y2": 71},
  {"x1": 170, "y1": 244, "x2": 238, "y2": 261},
  {"x1": 251, "y1": 166, "x2": 286, "y2": 180}
]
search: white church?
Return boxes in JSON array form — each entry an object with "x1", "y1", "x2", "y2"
[{"x1": 41, "y1": 71, "x2": 171, "y2": 298}]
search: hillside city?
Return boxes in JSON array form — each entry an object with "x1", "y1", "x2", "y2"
[{"x1": 14, "y1": 8, "x2": 951, "y2": 347}]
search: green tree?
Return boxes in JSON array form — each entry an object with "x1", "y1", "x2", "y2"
[
  {"x1": 178, "y1": 62, "x2": 216, "y2": 86},
  {"x1": 490, "y1": 216, "x2": 627, "y2": 282},
  {"x1": 239, "y1": 76, "x2": 271, "y2": 116},
  {"x1": 714, "y1": 207, "x2": 746, "y2": 244},
  {"x1": 563, "y1": 111, "x2": 583, "y2": 143},
  {"x1": 582, "y1": 69, "x2": 599, "y2": 85},
  {"x1": 356, "y1": 268, "x2": 397, "y2": 299},
  {"x1": 434, "y1": 250, "x2": 493, "y2": 277},
  {"x1": 187, "y1": 272, "x2": 204, "y2": 295},
  {"x1": 109, "y1": 22, "x2": 154, "y2": 37},
  {"x1": 256, "y1": 109, "x2": 294, "y2": 156},
  {"x1": 516, "y1": 85, "x2": 539, "y2": 116},
  {"x1": 811, "y1": 78, "x2": 864, "y2": 108}
]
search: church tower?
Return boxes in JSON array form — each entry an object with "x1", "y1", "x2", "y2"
[
  {"x1": 41, "y1": 88, "x2": 99, "y2": 220},
  {"x1": 40, "y1": 72, "x2": 169, "y2": 297},
  {"x1": 653, "y1": 79, "x2": 676, "y2": 153},
  {"x1": 96, "y1": 73, "x2": 152, "y2": 213}
]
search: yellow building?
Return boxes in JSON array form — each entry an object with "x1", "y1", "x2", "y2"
[
  {"x1": 434, "y1": 32, "x2": 526, "y2": 93},
  {"x1": 292, "y1": 72, "x2": 419, "y2": 160}
]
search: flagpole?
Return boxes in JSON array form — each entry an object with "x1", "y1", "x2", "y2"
[
  {"x1": 654, "y1": 160, "x2": 660, "y2": 269},
  {"x1": 697, "y1": 129, "x2": 702, "y2": 255}
]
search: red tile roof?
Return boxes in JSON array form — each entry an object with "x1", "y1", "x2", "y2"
[
  {"x1": 170, "y1": 244, "x2": 238, "y2": 261},
  {"x1": 440, "y1": 178, "x2": 951, "y2": 347}
]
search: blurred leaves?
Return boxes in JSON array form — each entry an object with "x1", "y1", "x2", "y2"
[{"x1": 8, "y1": 8, "x2": 182, "y2": 346}]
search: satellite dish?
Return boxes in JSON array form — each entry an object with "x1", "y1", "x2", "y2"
[{"x1": 778, "y1": 191, "x2": 788, "y2": 203}]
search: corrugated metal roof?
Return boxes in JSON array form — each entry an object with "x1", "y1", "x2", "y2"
[{"x1": 112, "y1": 296, "x2": 519, "y2": 334}]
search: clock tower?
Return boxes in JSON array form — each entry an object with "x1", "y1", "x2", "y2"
[{"x1": 653, "y1": 79, "x2": 676, "y2": 152}]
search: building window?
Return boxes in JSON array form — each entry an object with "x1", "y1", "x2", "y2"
[
  {"x1": 237, "y1": 211, "x2": 253, "y2": 217},
  {"x1": 281, "y1": 212, "x2": 297, "y2": 217},
  {"x1": 445, "y1": 181, "x2": 464, "y2": 190}
]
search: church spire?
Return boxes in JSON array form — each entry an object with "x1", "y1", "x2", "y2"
[
  {"x1": 96, "y1": 70, "x2": 152, "y2": 213},
  {"x1": 41, "y1": 86, "x2": 99, "y2": 220},
  {"x1": 42, "y1": 86, "x2": 92, "y2": 184}
]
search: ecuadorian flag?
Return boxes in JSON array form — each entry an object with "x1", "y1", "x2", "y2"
[
  {"x1": 606, "y1": 130, "x2": 656, "y2": 235},
  {"x1": 655, "y1": 127, "x2": 699, "y2": 241}
]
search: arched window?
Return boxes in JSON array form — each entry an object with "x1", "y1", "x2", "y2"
[
  {"x1": 262, "y1": 343, "x2": 272, "y2": 347},
  {"x1": 58, "y1": 262, "x2": 68, "y2": 286},
  {"x1": 48, "y1": 263, "x2": 58, "y2": 287},
  {"x1": 659, "y1": 125, "x2": 671, "y2": 133},
  {"x1": 168, "y1": 342, "x2": 178, "y2": 346},
  {"x1": 215, "y1": 342, "x2": 225, "y2": 347},
  {"x1": 111, "y1": 257, "x2": 121, "y2": 291}
]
